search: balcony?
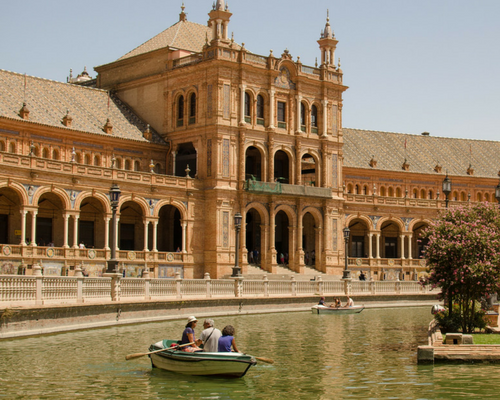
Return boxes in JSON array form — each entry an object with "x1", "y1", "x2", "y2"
[{"x1": 245, "y1": 179, "x2": 332, "y2": 198}]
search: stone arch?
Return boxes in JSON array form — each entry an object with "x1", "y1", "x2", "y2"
[
  {"x1": 375, "y1": 216, "x2": 405, "y2": 232},
  {"x1": 32, "y1": 186, "x2": 71, "y2": 210},
  {"x1": 273, "y1": 148, "x2": 294, "y2": 184},
  {"x1": 244, "y1": 202, "x2": 270, "y2": 226},
  {"x1": 154, "y1": 199, "x2": 188, "y2": 221},
  {"x1": 74, "y1": 191, "x2": 111, "y2": 214},
  {"x1": 300, "y1": 206, "x2": 323, "y2": 229},
  {"x1": 345, "y1": 214, "x2": 374, "y2": 230},
  {"x1": 245, "y1": 144, "x2": 265, "y2": 181},
  {"x1": 0, "y1": 181, "x2": 29, "y2": 205}
]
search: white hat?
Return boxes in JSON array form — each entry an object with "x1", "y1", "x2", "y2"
[{"x1": 187, "y1": 316, "x2": 197, "y2": 323}]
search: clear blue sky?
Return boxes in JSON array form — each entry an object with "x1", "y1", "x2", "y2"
[{"x1": 2, "y1": 0, "x2": 500, "y2": 140}]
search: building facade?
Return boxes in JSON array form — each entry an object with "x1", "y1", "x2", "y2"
[{"x1": 1, "y1": 1, "x2": 499, "y2": 279}]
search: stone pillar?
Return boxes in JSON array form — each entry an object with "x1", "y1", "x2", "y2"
[
  {"x1": 368, "y1": 233, "x2": 373, "y2": 259},
  {"x1": 175, "y1": 271, "x2": 182, "y2": 299},
  {"x1": 321, "y1": 99, "x2": 328, "y2": 137},
  {"x1": 20, "y1": 210, "x2": 27, "y2": 245},
  {"x1": 376, "y1": 233, "x2": 381, "y2": 259},
  {"x1": 400, "y1": 235, "x2": 405, "y2": 259},
  {"x1": 31, "y1": 211, "x2": 38, "y2": 246},
  {"x1": 408, "y1": 233, "x2": 413, "y2": 259},
  {"x1": 182, "y1": 221, "x2": 187, "y2": 253},
  {"x1": 269, "y1": 89, "x2": 275, "y2": 129},
  {"x1": 295, "y1": 95, "x2": 301, "y2": 133},
  {"x1": 143, "y1": 219, "x2": 149, "y2": 252},
  {"x1": 152, "y1": 220, "x2": 158, "y2": 252},
  {"x1": 104, "y1": 217, "x2": 110, "y2": 250},
  {"x1": 240, "y1": 85, "x2": 246, "y2": 125},
  {"x1": 72, "y1": 215, "x2": 79, "y2": 248},
  {"x1": 63, "y1": 214, "x2": 69, "y2": 248}
]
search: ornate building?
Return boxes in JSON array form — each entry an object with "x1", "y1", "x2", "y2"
[{"x1": 1, "y1": 1, "x2": 499, "y2": 279}]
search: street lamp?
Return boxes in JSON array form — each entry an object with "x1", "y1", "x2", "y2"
[
  {"x1": 495, "y1": 180, "x2": 500, "y2": 206},
  {"x1": 342, "y1": 226, "x2": 351, "y2": 279},
  {"x1": 442, "y1": 174, "x2": 452, "y2": 208},
  {"x1": 232, "y1": 212, "x2": 243, "y2": 277},
  {"x1": 106, "y1": 183, "x2": 121, "y2": 273}
]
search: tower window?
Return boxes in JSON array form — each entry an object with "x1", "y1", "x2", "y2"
[
  {"x1": 177, "y1": 95, "x2": 184, "y2": 127},
  {"x1": 189, "y1": 93, "x2": 196, "y2": 124},
  {"x1": 277, "y1": 101, "x2": 286, "y2": 128}
]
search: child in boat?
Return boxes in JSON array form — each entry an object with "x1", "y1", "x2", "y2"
[
  {"x1": 181, "y1": 316, "x2": 202, "y2": 352},
  {"x1": 218, "y1": 325, "x2": 239, "y2": 353}
]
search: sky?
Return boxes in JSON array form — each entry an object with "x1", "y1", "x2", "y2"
[{"x1": 2, "y1": 0, "x2": 500, "y2": 141}]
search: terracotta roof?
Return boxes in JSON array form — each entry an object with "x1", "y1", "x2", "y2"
[
  {"x1": 343, "y1": 128, "x2": 500, "y2": 178},
  {"x1": 0, "y1": 69, "x2": 165, "y2": 144},
  {"x1": 118, "y1": 20, "x2": 212, "y2": 61}
]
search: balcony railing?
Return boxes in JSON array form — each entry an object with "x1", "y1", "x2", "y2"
[{"x1": 245, "y1": 180, "x2": 332, "y2": 198}]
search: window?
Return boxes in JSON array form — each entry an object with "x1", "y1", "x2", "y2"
[
  {"x1": 189, "y1": 93, "x2": 196, "y2": 124},
  {"x1": 244, "y1": 92, "x2": 251, "y2": 117},
  {"x1": 257, "y1": 95, "x2": 264, "y2": 122},
  {"x1": 311, "y1": 105, "x2": 318, "y2": 127},
  {"x1": 277, "y1": 101, "x2": 286, "y2": 128},
  {"x1": 177, "y1": 95, "x2": 184, "y2": 127},
  {"x1": 94, "y1": 155, "x2": 100, "y2": 166},
  {"x1": 125, "y1": 159, "x2": 131, "y2": 170},
  {"x1": 84, "y1": 154, "x2": 91, "y2": 165},
  {"x1": 52, "y1": 149, "x2": 60, "y2": 160},
  {"x1": 0, "y1": 141, "x2": 5, "y2": 152},
  {"x1": 42, "y1": 148, "x2": 50, "y2": 159},
  {"x1": 9, "y1": 142, "x2": 15, "y2": 153},
  {"x1": 134, "y1": 160, "x2": 140, "y2": 171}
]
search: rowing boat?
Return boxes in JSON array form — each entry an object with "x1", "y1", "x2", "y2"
[
  {"x1": 311, "y1": 305, "x2": 364, "y2": 314},
  {"x1": 148, "y1": 340, "x2": 257, "y2": 378}
]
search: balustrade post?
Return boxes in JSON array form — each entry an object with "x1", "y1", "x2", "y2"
[
  {"x1": 77, "y1": 275, "x2": 84, "y2": 303},
  {"x1": 144, "y1": 277, "x2": 151, "y2": 301},
  {"x1": 343, "y1": 277, "x2": 352, "y2": 296},
  {"x1": 316, "y1": 275, "x2": 323, "y2": 296},
  {"x1": 395, "y1": 279, "x2": 401, "y2": 295},
  {"x1": 205, "y1": 272, "x2": 212, "y2": 298},
  {"x1": 370, "y1": 280, "x2": 376, "y2": 295},
  {"x1": 175, "y1": 271, "x2": 182, "y2": 299},
  {"x1": 263, "y1": 274, "x2": 269, "y2": 297},
  {"x1": 291, "y1": 276, "x2": 296, "y2": 296},
  {"x1": 33, "y1": 263, "x2": 43, "y2": 305},
  {"x1": 234, "y1": 276, "x2": 243, "y2": 298},
  {"x1": 110, "y1": 274, "x2": 121, "y2": 301}
]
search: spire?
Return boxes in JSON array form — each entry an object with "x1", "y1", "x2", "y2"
[
  {"x1": 216, "y1": 0, "x2": 225, "y2": 10},
  {"x1": 322, "y1": 10, "x2": 334, "y2": 39},
  {"x1": 179, "y1": 2, "x2": 187, "y2": 21},
  {"x1": 208, "y1": 0, "x2": 232, "y2": 42},
  {"x1": 317, "y1": 9, "x2": 338, "y2": 67}
]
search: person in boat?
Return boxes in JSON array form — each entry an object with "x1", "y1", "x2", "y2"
[
  {"x1": 181, "y1": 316, "x2": 202, "y2": 352},
  {"x1": 318, "y1": 296, "x2": 326, "y2": 306},
  {"x1": 332, "y1": 297, "x2": 342, "y2": 308},
  {"x1": 196, "y1": 318, "x2": 222, "y2": 352},
  {"x1": 345, "y1": 296, "x2": 354, "y2": 308},
  {"x1": 218, "y1": 325, "x2": 239, "y2": 353}
]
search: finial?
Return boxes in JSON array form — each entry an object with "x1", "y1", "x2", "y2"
[
  {"x1": 181, "y1": 2, "x2": 185, "y2": 12},
  {"x1": 315, "y1": 57, "x2": 318, "y2": 67},
  {"x1": 338, "y1": 58, "x2": 341, "y2": 68},
  {"x1": 231, "y1": 32, "x2": 234, "y2": 42},
  {"x1": 327, "y1": 9, "x2": 330, "y2": 22}
]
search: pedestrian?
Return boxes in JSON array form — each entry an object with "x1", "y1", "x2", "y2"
[
  {"x1": 359, "y1": 271, "x2": 366, "y2": 281},
  {"x1": 218, "y1": 325, "x2": 239, "y2": 353},
  {"x1": 196, "y1": 319, "x2": 222, "y2": 352},
  {"x1": 249, "y1": 250, "x2": 254, "y2": 264}
]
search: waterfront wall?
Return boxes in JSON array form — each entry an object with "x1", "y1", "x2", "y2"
[{"x1": 0, "y1": 294, "x2": 438, "y2": 339}]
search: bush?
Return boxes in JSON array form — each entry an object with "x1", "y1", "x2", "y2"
[{"x1": 434, "y1": 304, "x2": 488, "y2": 333}]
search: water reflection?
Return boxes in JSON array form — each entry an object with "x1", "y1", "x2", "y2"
[{"x1": 1, "y1": 307, "x2": 500, "y2": 398}]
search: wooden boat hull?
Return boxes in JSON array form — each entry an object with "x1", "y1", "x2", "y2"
[
  {"x1": 148, "y1": 340, "x2": 256, "y2": 378},
  {"x1": 311, "y1": 305, "x2": 364, "y2": 314}
]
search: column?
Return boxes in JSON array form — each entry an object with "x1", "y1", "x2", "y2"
[
  {"x1": 104, "y1": 217, "x2": 110, "y2": 250},
  {"x1": 295, "y1": 144, "x2": 302, "y2": 185},
  {"x1": 20, "y1": 210, "x2": 27, "y2": 245},
  {"x1": 321, "y1": 99, "x2": 328, "y2": 137},
  {"x1": 376, "y1": 233, "x2": 381, "y2": 259},
  {"x1": 269, "y1": 89, "x2": 275, "y2": 129},
  {"x1": 240, "y1": 85, "x2": 246, "y2": 125},
  {"x1": 143, "y1": 219, "x2": 149, "y2": 252},
  {"x1": 152, "y1": 220, "x2": 158, "y2": 252},
  {"x1": 368, "y1": 233, "x2": 373, "y2": 259},
  {"x1": 182, "y1": 221, "x2": 187, "y2": 253},
  {"x1": 114, "y1": 213, "x2": 119, "y2": 251},
  {"x1": 63, "y1": 214, "x2": 69, "y2": 248},
  {"x1": 72, "y1": 215, "x2": 79, "y2": 248},
  {"x1": 408, "y1": 233, "x2": 413, "y2": 259},
  {"x1": 295, "y1": 95, "x2": 301, "y2": 133},
  {"x1": 31, "y1": 211, "x2": 37, "y2": 246},
  {"x1": 400, "y1": 235, "x2": 405, "y2": 259}
]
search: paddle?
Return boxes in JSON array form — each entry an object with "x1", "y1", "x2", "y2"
[{"x1": 125, "y1": 342, "x2": 195, "y2": 360}]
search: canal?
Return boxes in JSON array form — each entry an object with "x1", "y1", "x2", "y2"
[{"x1": 1, "y1": 306, "x2": 500, "y2": 399}]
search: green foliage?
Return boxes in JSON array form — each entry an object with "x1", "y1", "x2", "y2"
[
  {"x1": 423, "y1": 202, "x2": 500, "y2": 333},
  {"x1": 435, "y1": 304, "x2": 487, "y2": 333}
]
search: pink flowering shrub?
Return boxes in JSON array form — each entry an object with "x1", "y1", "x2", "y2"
[{"x1": 422, "y1": 202, "x2": 500, "y2": 333}]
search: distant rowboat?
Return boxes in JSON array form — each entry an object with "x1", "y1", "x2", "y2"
[
  {"x1": 148, "y1": 340, "x2": 257, "y2": 378},
  {"x1": 311, "y1": 305, "x2": 364, "y2": 314}
]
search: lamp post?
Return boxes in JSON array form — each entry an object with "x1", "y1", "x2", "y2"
[
  {"x1": 495, "y1": 181, "x2": 500, "y2": 206},
  {"x1": 442, "y1": 174, "x2": 452, "y2": 208},
  {"x1": 232, "y1": 212, "x2": 243, "y2": 277},
  {"x1": 342, "y1": 226, "x2": 351, "y2": 279},
  {"x1": 106, "y1": 183, "x2": 121, "y2": 273}
]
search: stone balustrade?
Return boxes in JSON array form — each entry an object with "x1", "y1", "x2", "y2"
[{"x1": 0, "y1": 272, "x2": 430, "y2": 307}]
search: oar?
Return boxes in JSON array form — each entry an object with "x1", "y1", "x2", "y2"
[
  {"x1": 125, "y1": 342, "x2": 195, "y2": 360},
  {"x1": 254, "y1": 356, "x2": 274, "y2": 364}
]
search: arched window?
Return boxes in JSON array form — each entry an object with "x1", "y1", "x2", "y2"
[
  {"x1": 300, "y1": 103, "x2": 306, "y2": 131},
  {"x1": 477, "y1": 193, "x2": 483, "y2": 202},
  {"x1": 347, "y1": 184, "x2": 353, "y2": 194},
  {"x1": 428, "y1": 190, "x2": 434, "y2": 199},
  {"x1": 257, "y1": 95, "x2": 264, "y2": 125},
  {"x1": 94, "y1": 155, "x2": 101, "y2": 166},
  {"x1": 311, "y1": 104, "x2": 318, "y2": 130},
  {"x1": 84, "y1": 154, "x2": 91, "y2": 165},
  {"x1": 177, "y1": 95, "x2": 184, "y2": 127},
  {"x1": 134, "y1": 160, "x2": 140, "y2": 171},
  {"x1": 355, "y1": 185, "x2": 360, "y2": 194},
  {"x1": 421, "y1": 189, "x2": 426, "y2": 199},
  {"x1": 460, "y1": 192, "x2": 467, "y2": 201},
  {"x1": 413, "y1": 189, "x2": 418, "y2": 199},
  {"x1": 452, "y1": 191, "x2": 458, "y2": 201},
  {"x1": 75, "y1": 152, "x2": 82, "y2": 164},
  {"x1": 388, "y1": 187, "x2": 394, "y2": 197},
  {"x1": 8, "y1": 142, "x2": 15, "y2": 153},
  {"x1": 125, "y1": 159, "x2": 131, "y2": 170},
  {"x1": 380, "y1": 186, "x2": 386, "y2": 197},
  {"x1": 244, "y1": 92, "x2": 251, "y2": 120},
  {"x1": 116, "y1": 157, "x2": 122, "y2": 169},
  {"x1": 52, "y1": 149, "x2": 60, "y2": 160},
  {"x1": 485, "y1": 193, "x2": 490, "y2": 202},
  {"x1": 0, "y1": 141, "x2": 5, "y2": 152},
  {"x1": 42, "y1": 148, "x2": 50, "y2": 159},
  {"x1": 189, "y1": 93, "x2": 196, "y2": 124},
  {"x1": 155, "y1": 163, "x2": 162, "y2": 174},
  {"x1": 396, "y1": 188, "x2": 402, "y2": 197},
  {"x1": 363, "y1": 185, "x2": 368, "y2": 195},
  {"x1": 277, "y1": 101, "x2": 286, "y2": 128}
]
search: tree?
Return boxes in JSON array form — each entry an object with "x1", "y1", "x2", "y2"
[{"x1": 422, "y1": 202, "x2": 500, "y2": 333}]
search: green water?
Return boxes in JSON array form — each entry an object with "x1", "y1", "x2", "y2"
[{"x1": 1, "y1": 307, "x2": 499, "y2": 399}]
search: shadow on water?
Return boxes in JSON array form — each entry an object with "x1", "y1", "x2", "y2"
[{"x1": 2, "y1": 307, "x2": 500, "y2": 399}]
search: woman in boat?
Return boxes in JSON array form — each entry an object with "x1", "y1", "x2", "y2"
[
  {"x1": 318, "y1": 297, "x2": 326, "y2": 306},
  {"x1": 181, "y1": 316, "x2": 202, "y2": 352},
  {"x1": 218, "y1": 325, "x2": 239, "y2": 353}
]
